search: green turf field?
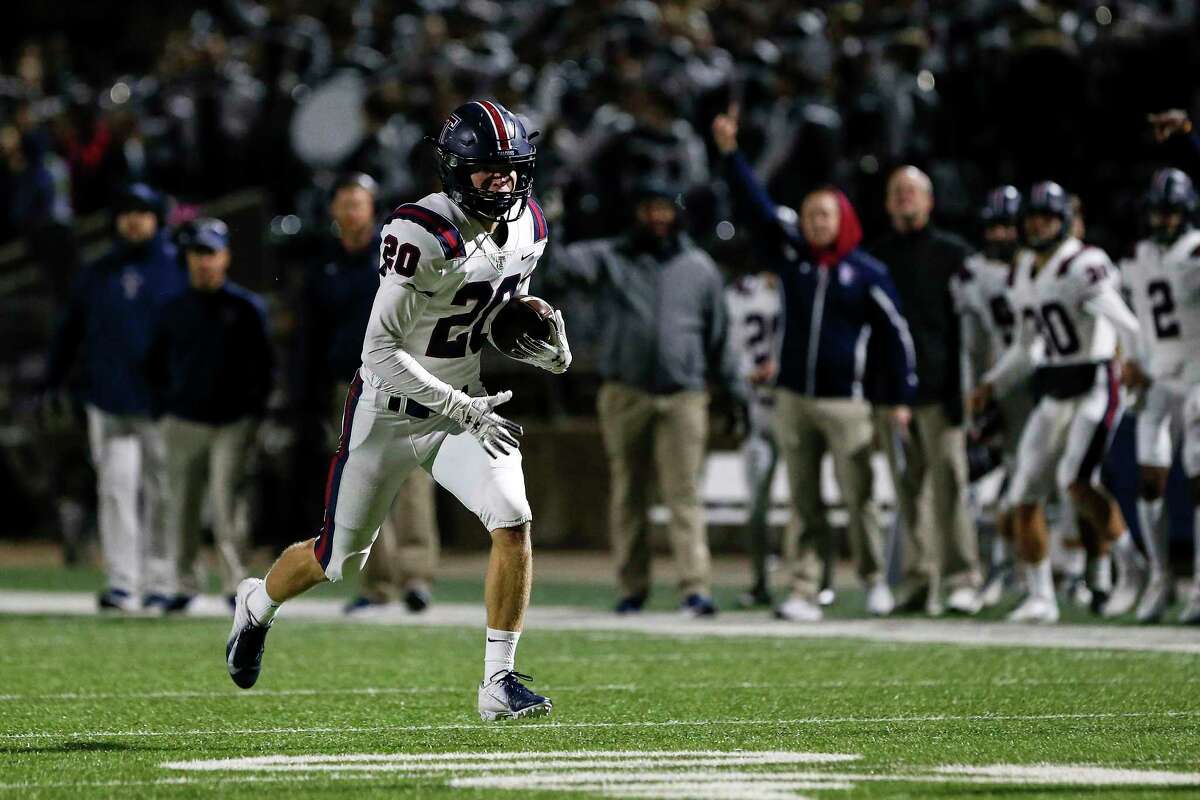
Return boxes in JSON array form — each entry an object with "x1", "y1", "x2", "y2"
[{"x1": 1, "y1": 612, "x2": 1199, "y2": 799}]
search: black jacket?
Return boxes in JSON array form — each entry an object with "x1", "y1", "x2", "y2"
[
  {"x1": 145, "y1": 282, "x2": 273, "y2": 424},
  {"x1": 868, "y1": 225, "x2": 973, "y2": 422}
]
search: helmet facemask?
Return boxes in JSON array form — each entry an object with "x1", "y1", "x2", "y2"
[{"x1": 440, "y1": 152, "x2": 536, "y2": 223}]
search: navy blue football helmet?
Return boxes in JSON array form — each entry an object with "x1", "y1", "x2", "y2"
[
  {"x1": 1022, "y1": 181, "x2": 1072, "y2": 252},
  {"x1": 979, "y1": 185, "x2": 1022, "y2": 260},
  {"x1": 980, "y1": 185, "x2": 1022, "y2": 226},
  {"x1": 1144, "y1": 168, "x2": 1197, "y2": 244},
  {"x1": 431, "y1": 100, "x2": 537, "y2": 223}
]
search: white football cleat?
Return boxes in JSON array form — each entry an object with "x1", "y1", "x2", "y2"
[
  {"x1": 478, "y1": 670, "x2": 552, "y2": 722},
  {"x1": 946, "y1": 586, "x2": 982, "y2": 615},
  {"x1": 1135, "y1": 574, "x2": 1170, "y2": 624},
  {"x1": 775, "y1": 594, "x2": 823, "y2": 622},
  {"x1": 1007, "y1": 595, "x2": 1060, "y2": 624},
  {"x1": 866, "y1": 581, "x2": 894, "y2": 617},
  {"x1": 1178, "y1": 586, "x2": 1200, "y2": 625},
  {"x1": 1102, "y1": 554, "x2": 1147, "y2": 618}
]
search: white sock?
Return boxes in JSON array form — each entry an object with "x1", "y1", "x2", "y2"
[
  {"x1": 1137, "y1": 498, "x2": 1166, "y2": 579},
  {"x1": 1064, "y1": 547, "x2": 1086, "y2": 580},
  {"x1": 1090, "y1": 555, "x2": 1113, "y2": 593},
  {"x1": 1025, "y1": 560, "x2": 1055, "y2": 601},
  {"x1": 484, "y1": 628, "x2": 520, "y2": 682},
  {"x1": 247, "y1": 579, "x2": 280, "y2": 625},
  {"x1": 991, "y1": 534, "x2": 1010, "y2": 567}
]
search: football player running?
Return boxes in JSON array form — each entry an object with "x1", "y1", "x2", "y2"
[
  {"x1": 957, "y1": 186, "x2": 1032, "y2": 608},
  {"x1": 225, "y1": 100, "x2": 570, "y2": 720},
  {"x1": 1122, "y1": 168, "x2": 1200, "y2": 622},
  {"x1": 970, "y1": 181, "x2": 1141, "y2": 623}
]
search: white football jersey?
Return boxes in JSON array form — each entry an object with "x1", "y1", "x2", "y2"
[
  {"x1": 360, "y1": 192, "x2": 549, "y2": 398},
  {"x1": 958, "y1": 253, "x2": 1019, "y2": 360},
  {"x1": 1122, "y1": 229, "x2": 1200, "y2": 381},
  {"x1": 1007, "y1": 238, "x2": 1126, "y2": 366},
  {"x1": 724, "y1": 273, "x2": 783, "y2": 395}
]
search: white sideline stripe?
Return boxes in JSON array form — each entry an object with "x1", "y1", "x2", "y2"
[
  {"x1": 5, "y1": 711, "x2": 1198, "y2": 741},
  {"x1": 451, "y1": 768, "x2": 1200, "y2": 788},
  {"x1": 4, "y1": 589, "x2": 1200, "y2": 654},
  {"x1": 935, "y1": 764, "x2": 1200, "y2": 786},
  {"x1": 6, "y1": 675, "x2": 1192, "y2": 703},
  {"x1": 164, "y1": 750, "x2": 857, "y2": 770}
]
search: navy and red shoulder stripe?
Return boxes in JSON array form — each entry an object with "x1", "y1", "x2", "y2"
[
  {"x1": 528, "y1": 197, "x2": 548, "y2": 242},
  {"x1": 386, "y1": 204, "x2": 466, "y2": 260},
  {"x1": 1056, "y1": 245, "x2": 1091, "y2": 277}
]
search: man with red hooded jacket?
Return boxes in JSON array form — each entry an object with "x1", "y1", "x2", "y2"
[{"x1": 714, "y1": 110, "x2": 917, "y2": 622}]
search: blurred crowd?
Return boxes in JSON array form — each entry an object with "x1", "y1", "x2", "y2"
[{"x1": 3, "y1": 0, "x2": 1198, "y2": 253}]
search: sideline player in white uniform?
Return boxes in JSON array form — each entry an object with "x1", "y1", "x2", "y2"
[
  {"x1": 725, "y1": 268, "x2": 783, "y2": 607},
  {"x1": 1121, "y1": 168, "x2": 1200, "y2": 622},
  {"x1": 225, "y1": 100, "x2": 572, "y2": 720},
  {"x1": 957, "y1": 186, "x2": 1032, "y2": 608},
  {"x1": 971, "y1": 181, "x2": 1141, "y2": 623}
]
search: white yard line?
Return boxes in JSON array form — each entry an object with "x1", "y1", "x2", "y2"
[
  {"x1": 3, "y1": 589, "x2": 1200, "y2": 654},
  {"x1": 3, "y1": 711, "x2": 1198, "y2": 741},
  {"x1": 1, "y1": 675, "x2": 1196, "y2": 704}
]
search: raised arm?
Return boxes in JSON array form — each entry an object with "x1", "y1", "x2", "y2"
[{"x1": 712, "y1": 107, "x2": 803, "y2": 260}]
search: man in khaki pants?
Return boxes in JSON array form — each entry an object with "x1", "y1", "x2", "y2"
[
  {"x1": 713, "y1": 108, "x2": 917, "y2": 622},
  {"x1": 869, "y1": 167, "x2": 982, "y2": 616},
  {"x1": 554, "y1": 181, "x2": 741, "y2": 617},
  {"x1": 144, "y1": 218, "x2": 273, "y2": 609}
]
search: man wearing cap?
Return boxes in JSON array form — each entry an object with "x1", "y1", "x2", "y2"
[
  {"x1": 549, "y1": 179, "x2": 742, "y2": 617},
  {"x1": 296, "y1": 173, "x2": 441, "y2": 614},
  {"x1": 143, "y1": 218, "x2": 274, "y2": 611},
  {"x1": 44, "y1": 183, "x2": 186, "y2": 612}
]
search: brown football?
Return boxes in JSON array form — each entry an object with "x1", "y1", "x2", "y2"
[{"x1": 489, "y1": 294, "x2": 555, "y2": 358}]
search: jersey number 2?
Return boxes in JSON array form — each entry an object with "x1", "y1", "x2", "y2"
[
  {"x1": 426, "y1": 275, "x2": 522, "y2": 358},
  {"x1": 1147, "y1": 279, "x2": 1181, "y2": 339}
]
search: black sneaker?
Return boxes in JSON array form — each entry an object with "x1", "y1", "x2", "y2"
[
  {"x1": 680, "y1": 593, "x2": 717, "y2": 617},
  {"x1": 98, "y1": 588, "x2": 135, "y2": 613},
  {"x1": 614, "y1": 594, "x2": 647, "y2": 614},
  {"x1": 477, "y1": 670, "x2": 553, "y2": 721},
  {"x1": 226, "y1": 578, "x2": 272, "y2": 689},
  {"x1": 343, "y1": 595, "x2": 388, "y2": 615},
  {"x1": 403, "y1": 588, "x2": 431, "y2": 613},
  {"x1": 144, "y1": 593, "x2": 194, "y2": 615}
]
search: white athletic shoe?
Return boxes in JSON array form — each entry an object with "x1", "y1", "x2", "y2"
[
  {"x1": 477, "y1": 670, "x2": 553, "y2": 722},
  {"x1": 1135, "y1": 574, "x2": 1170, "y2": 624},
  {"x1": 947, "y1": 586, "x2": 982, "y2": 616},
  {"x1": 977, "y1": 565, "x2": 1011, "y2": 609},
  {"x1": 866, "y1": 581, "x2": 895, "y2": 617},
  {"x1": 1007, "y1": 595, "x2": 1060, "y2": 624},
  {"x1": 775, "y1": 595, "x2": 823, "y2": 622},
  {"x1": 1178, "y1": 586, "x2": 1200, "y2": 625},
  {"x1": 1102, "y1": 553, "x2": 1147, "y2": 618}
]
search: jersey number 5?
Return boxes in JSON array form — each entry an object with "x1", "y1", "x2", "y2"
[{"x1": 379, "y1": 235, "x2": 420, "y2": 278}]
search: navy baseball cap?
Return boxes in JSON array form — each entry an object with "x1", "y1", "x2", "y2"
[
  {"x1": 114, "y1": 182, "x2": 163, "y2": 214},
  {"x1": 185, "y1": 218, "x2": 230, "y2": 252}
]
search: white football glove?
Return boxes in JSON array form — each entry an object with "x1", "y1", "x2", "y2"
[
  {"x1": 443, "y1": 389, "x2": 523, "y2": 458},
  {"x1": 512, "y1": 309, "x2": 572, "y2": 374}
]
